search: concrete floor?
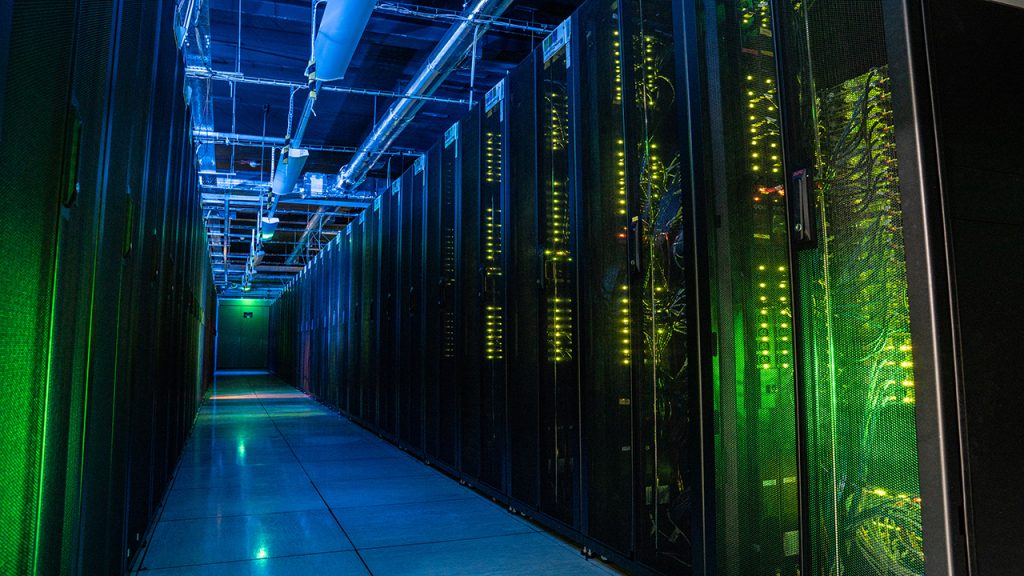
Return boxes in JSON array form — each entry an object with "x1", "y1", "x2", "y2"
[{"x1": 133, "y1": 373, "x2": 620, "y2": 575}]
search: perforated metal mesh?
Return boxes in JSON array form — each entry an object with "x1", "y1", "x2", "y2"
[
  {"x1": 801, "y1": 64, "x2": 924, "y2": 576},
  {"x1": 0, "y1": 2, "x2": 74, "y2": 572}
]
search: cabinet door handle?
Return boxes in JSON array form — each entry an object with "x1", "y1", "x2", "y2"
[
  {"x1": 791, "y1": 169, "x2": 815, "y2": 247},
  {"x1": 631, "y1": 216, "x2": 642, "y2": 274}
]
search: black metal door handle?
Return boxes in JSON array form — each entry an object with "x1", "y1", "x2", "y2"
[{"x1": 791, "y1": 169, "x2": 815, "y2": 247}]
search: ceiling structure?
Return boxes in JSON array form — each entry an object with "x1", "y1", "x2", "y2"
[{"x1": 181, "y1": 0, "x2": 580, "y2": 298}]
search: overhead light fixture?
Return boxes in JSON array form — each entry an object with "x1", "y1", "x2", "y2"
[{"x1": 260, "y1": 216, "x2": 279, "y2": 239}]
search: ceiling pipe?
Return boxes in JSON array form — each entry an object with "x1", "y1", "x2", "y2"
[
  {"x1": 313, "y1": 0, "x2": 376, "y2": 82},
  {"x1": 338, "y1": 0, "x2": 514, "y2": 189},
  {"x1": 183, "y1": 69, "x2": 471, "y2": 105},
  {"x1": 286, "y1": 0, "x2": 515, "y2": 264},
  {"x1": 266, "y1": 0, "x2": 375, "y2": 222}
]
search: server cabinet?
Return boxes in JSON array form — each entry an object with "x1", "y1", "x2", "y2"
[
  {"x1": 2, "y1": 2, "x2": 213, "y2": 571},
  {"x1": 435, "y1": 124, "x2": 461, "y2": 470},
  {"x1": 362, "y1": 201, "x2": 380, "y2": 427},
  {"x1": 458, "y1": 106, "x2": 484, "y2": 483},
  {"x1": 314, "y1": 249, "x2": 326, "y2": 399},
  {"x1": 775, "y1": 3, "x2": 926, "y2": 575},
  {"x1": 300, "y1": 266, "x2": 311, "y2": 394},
  {"x1": 327, "y1": 240, "x2": 340, "y2": 408},
  {"x1": 506, "y1": 53, "x2": 542, "y2": 512},
  {"x1": 379, "y1": 179, "x2": 399, "y2": 438},
  {"x1": 572, "y1": 0, "x2": 636, "y2": 558},
  {"x1": 477, "y1": 81, "x2": 509, "y2": 493},
  {"x1": 423, "y1": 143, "x2": 444, "y2": 462},
  {"x1": 537, "y1": 19, "x2": 581, "y2": 528},
  {"x1": 320, "y1": 246, "x2": 330, "y2": 401},
  {"x1": 343, "y1": 224, "x2": 358, "y2": 414},
  {"x1": 398, "y1": 161, "x2": 426, "y2": 454},
  {"x1": 699, "y1": 1, "x2": 800, "y2": 573},
  {"x1": 693, "y1": 0, "x2": 1022, "y2": 574},
  {"x1": 323, "y1": 241, "x2": 335, "y2": 405},
  {"x1": 351, "y1": 214, "x2": 367, "y2": 420},
  {"x1": 623, "y1": 0, "x2": 701, "y2": 569},
  {"x1": 922, "y1": 3, "x2": 1024, "y2": 571}
]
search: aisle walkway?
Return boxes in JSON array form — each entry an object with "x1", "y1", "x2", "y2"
[{"x1": 134, "y1": 373, "x2": 618, "y2": 575}]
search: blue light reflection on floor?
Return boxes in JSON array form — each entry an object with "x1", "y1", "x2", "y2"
[{"x1": 133, "y1": 374, "x2": 620, "y2": 575}]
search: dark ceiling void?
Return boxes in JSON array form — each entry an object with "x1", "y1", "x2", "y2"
[{"x1": 190, "y1": 0, "x2": 581, "y2": 298}]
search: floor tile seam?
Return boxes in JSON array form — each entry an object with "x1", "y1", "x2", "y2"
[
  {"x1": 291, "y1": 454, "x2": 416, "y2": 466},
  {"x1": 354, "y1": 528, "x2": 569, "y2": 553},
  {"x1": 151, "y1": 505, "x2": 332, "y2": 525},
  {"x1": 352, "y1": 528, "x2": 540, "y2": 553},
  {"x1": 143, "y1": 545, "x2": 357, "y2": 571},
  {"x1": 174, "y1": 460, "x2": 301, "y2": 469},
  {"x1": 252, "y1": 380, "x2": 377, "y2": 576},
  {"x1": 324, "y1": 494, "x2": 479, "y2": 511},
  {"x1": 307, "y1": 471, "x2": 441, "y2": 485},
  {"x1": 130, "y1": 382, "x2": 232, "y2": 574}
]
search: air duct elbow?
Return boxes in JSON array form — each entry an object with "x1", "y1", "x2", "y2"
[{"x1": 313, "y1": 0, "x2": 376, "y2": 82}]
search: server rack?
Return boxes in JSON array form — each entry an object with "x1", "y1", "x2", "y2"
[
  {"x1": 265, "y1": 1, "x2": 1024, "y2": 574},
  {"x1": 314, "y1": 247, "x2": 326, "y2": 399},
  {"x1": 538, "y1": 18, "x2": 582, "y2": 529},
  {"x1": 477, "y1": 80, "x2": 509, "y2": 495},
  {"x1": 365, "y1": 201, "x2": 381, "y2": 427},
  {"x1": 378, "y1": 179, "x2": 399, "y2": 438},
  {"x1": 351, "y1": 214, "x2": 366, "y2": 420},
  {"x1": 692, "y1": 0, "x2": 1024, "y2": 574},
  {"x1": 343, "y1": 223, "x2": 358, "y2": 414},
  {"x1": 572, "y1": 0, "x2": 637, "y2": 559},
  {"x1": 457, "y1": 105, "x2": 485, "y2": 485},
  {"x1": 327, "y1": 239, "x2": 340, "y2": 408},
  {"x1": 772, "y1": 2, "x2": 939, "y2": 574},
  {"x1": 1, "y1": 2, "x2": 215, "y2": 571},
  {"x1": 423, "y1": 143, "x2": 444, "y2": 463},
  {"x1": 505, "y1": 49, "x2": 542, "y2": 514},
  {"x1": 398, "y1": 161, "x2": 426, "y2": 454},
  {"x1": 698, "y1": 0, "x2": 801, "y2": 573},
  {"x1": 432, "y1": 124, "x2": 461, "y2": 472}
]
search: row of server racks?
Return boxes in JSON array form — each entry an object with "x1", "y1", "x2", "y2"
[
  {"x1": 271, "y1": 0, "x2": 1022, "y2": 575},
  {"x1": 1, "y1": 1, "x2": 217, "y2": 573}
]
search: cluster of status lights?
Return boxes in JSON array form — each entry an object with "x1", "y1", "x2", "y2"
[
  {"x1": 483, "y1": 124, "x2": 504, "y2": 361},
  {"x1": 544, "y1": 59, "x2": 573, "y2": 362},
  {"x1": 442, "y1": 144, "x2": 458, "y2": 360},
  {"x1": 612, "y1": 27, "x2": 631, "y2": 367},
  {"x1": 740, "y1": 8, "x2": 790, "y2": 375}
]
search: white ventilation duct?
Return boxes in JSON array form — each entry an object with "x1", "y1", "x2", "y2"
[
  {"x1": 271, "y1": 147, "x2": 309, "y2": 198},
  {"x1": 313, "y1": 0, "x2": 376, "y2": 81}
]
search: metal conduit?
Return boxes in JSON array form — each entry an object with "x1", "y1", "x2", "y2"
[{"x1": 285, "y1": 0, "x2": 515, "y2": 264}]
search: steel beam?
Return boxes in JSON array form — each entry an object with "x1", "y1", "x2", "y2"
[
  {"x1": 184, "y1": 68, "x2": 471, "y2": 106},
  {"x1": 191, "y1": 130, "x2": 421, "y2": 156}
]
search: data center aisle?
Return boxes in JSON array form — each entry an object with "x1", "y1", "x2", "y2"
[{"x1": 133, "y1": 373, "x2": 617, "y2": 575}]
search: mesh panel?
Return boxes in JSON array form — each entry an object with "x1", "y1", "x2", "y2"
[
  {"x1": 801, "y1": 64, "x2": 923, "y2": 576},
  {"x1": 0, "y1": 3, "x2": 74, "y2": 572},
  {"x1": 707, "y1": 0, "x2": 801, "y2": 573}
]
